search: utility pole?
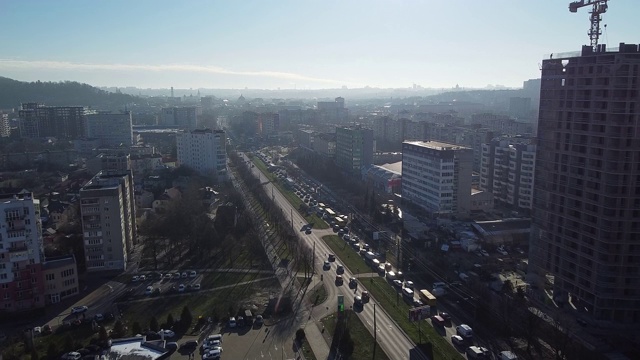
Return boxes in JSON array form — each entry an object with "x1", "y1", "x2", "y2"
[
  {"x1": 312, "y1": 241, "x2": 316, "y2": 276},
  {"x1": 290, "y1": 208, "x2": 293, "y2": 230}
]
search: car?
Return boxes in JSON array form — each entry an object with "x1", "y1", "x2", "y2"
[
  {"x1": 228, "y1": 317, "x2": 237, "y2": 328},
  {"x1": 342, "y1": 234, "x2": 350, "y2": 241},
  {"x1": 63, "y1": 352, "x2": 82, "y2": 360},
  {"x1": 189, "y1": 270, "x2": 197, "y2": 278},
  {"x1": 203, "y1": 348, "x2": 222, "y2": 359},
  {"x1": 158, "y1": 329, "x2": 175, "y2": 338},
  {"x1": 412, "y1": 298, "x2": 424, "y2": 307},
  {"x1": 336, "y1": 264, "x2": 344, "y2": 274},
  {"x1": 153, "y1": 288, "x2": 161, "y2": 295},
  {"x1": 323, "y1": 261, "x2": 330, "y2": 270},
  {"x1": 349, "y1": 277, "x2": 357, "y2": 288},
  {"x1": 181, "y1": 272, "x2": 188, "y2": 278},
  {"x1": 33, "y1": 326, "x2": 42, "y2": 335},
  {"x1": 328, "y1": 254, "x2": 335, "y2": 262},
  {"x1": 42, "y1": 324, "x2": 52, "y2": 335},
  {"x1": 94, "y1": 314, "x2": 104, "y2": 321},
  {"x1": 172, "y1": 272, "x2": 180, "y2": 279},
  {"x1": 255, "y1": 315, "x2": 264, "y2": 326},
  {"x1": 205, "y1": 334, "x2": 223, "y2": 345},
  {"x1": 405, "y1": 281, "x2": 415, "y2": 289},
  {"x1": 180, "y1": 340, "x2": 199, "y2": 350},
  {"x1": 165, "y1": 342, "x2": 178, "y2": 351},
  {"x1": 360, "y1": 290, "x2": 369, "y2": 302},
  {"x1": 193, "y1": 283, "x2": 201, "y2": 291},
  {"x1": 354, "y1": 296, "x2": 363, "y2": 307},
  {"x1": 439, "y1": 312, "x2": 451, "y2": 321},
  {"x1": 237, "y1": 316, "x2": 245, "y2": 327},
  {"x1": 305, "y1": 228, "x2": 312, "y2": 234},
  {"x1": 71, "y1": 306, "x2": 89, "y2": 314},
  {"x1": 139, "y1": 275, "x2": 146, "y2": 281},
  {"x1": 431, "y1": 315, "x2": 446, "y2": 326},
  {"x1": 131, "y1": 275, "x2": 140, "y2": 282},
  {"x1": 451, "y1": 334, "x2": 465, "y2": 346},
  {"x1": 392, "y1": 279, "x2": 403, "y2": 288},
  {"x1": 178, "y1": 284, "x2": 185, "y2": 292},
  {"x1": 145, "y1": 286, "x2": 153, "y2": 295},
  {"x1": 480, "y1": 250, "x2": 489, "y2": 257},
  {"x1": 335, "y1": 275, "x2": 343, "y2": 284}
]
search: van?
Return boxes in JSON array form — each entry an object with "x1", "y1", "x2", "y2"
[
  {"x1": 433, "y1": 282, "x2": 446, "y2": 289},
  {"x1": 456, "y1": 324, "x2": 473, "y2": 339},
  {"x1": 401, "y1": 287, "x2": 414, "y2": 298},
  {"x1": 244, "y1": 309, "x2": 253, "y2": 325},
  {"x1": 466, "y1": 346, "x2": 489, "y2": 359}
]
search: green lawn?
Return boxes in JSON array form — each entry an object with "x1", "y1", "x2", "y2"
[
  {"x1": 309, "y1": 282, "x2": 328, "y2": 307},
  {"x1": 119, "y1": 278, "x2": 280, "y2": 334},
  {"x1": 199, "y1": 271, "x2": 271, "y2": 289},
  {"x1": 365, "y1": 278, "x2": 464, "y2": 360},
  {"x1": 322, "y1": 235, "x2": 371, "y2": 275},
  {"x1": 321, "y1": 311, "x2": 389, "y2": 360}
]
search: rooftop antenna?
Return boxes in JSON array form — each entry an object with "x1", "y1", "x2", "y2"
[{"x1": 569, "y1": 0, "x2": 609, "y2": 51}]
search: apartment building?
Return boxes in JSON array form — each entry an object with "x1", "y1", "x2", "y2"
[
  {"x1": 160, "y1": 106, "x2": 198, "y2": 130},
  {"x1": 85, "y1": 111, "x2": 134, "y2": 148},
  {"x1": 313, "y1": 133, "x2": 336, "y2": 157},
  {"x1": 80, "y1": 171, "x2": 136, "y2": 272},
  {"x1": 18, "y1": 103, "x2": 85, "y2": 139},
  {"x1": 43, "y1": 255, "x2": 79, "y2": 304},
  {"x1": 0, "y1": 192, "x2": 46, "y2": 312},
  {"x1": 401, "y1": 141, "x2": 473, "y2": 217},
  {"x1": 0, "y1": 113, "x2": 10, "y2": 137},
  {"x1": 335, "y1": 125, "x2": 374, "y2": 174},
  {"x1": 531, "y1": 43, "x2": 640, "y2": 323},
  {"x1": 176, "y1": 129, "x2": 227, "y2": 181},
  {"x1": 480, "y1": 137, "x2": 536, "y2": 210}
]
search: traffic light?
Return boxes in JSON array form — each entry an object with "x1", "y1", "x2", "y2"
[{"x1": 338, "y1": 295, "x2": 344, "y2": 312}]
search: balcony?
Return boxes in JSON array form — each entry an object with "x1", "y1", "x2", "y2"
[{"x1": 9, "y1": 244, "x2": 28, "y2": 253}]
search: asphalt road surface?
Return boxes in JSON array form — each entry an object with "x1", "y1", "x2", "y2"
[{"x1": 244, "y1": 153, "x2": 428, "y2": 360}]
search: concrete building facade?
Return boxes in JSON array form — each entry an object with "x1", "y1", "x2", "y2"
[
  {"x1": 176, "y1": 129, "x2": 227, "y2": 181},
  {"x1": 43, "y1": 255, "x2": 78, "y2": 304},
  {"x1": 0, "y1": 113, "x2": 10, "y2": 138},
  {"x1": 80, "y1": 171, "x2": 136, "y2": 272},
  {"x1": 480, "y1": 137, "x2": 536, "y2": 210},
  {"x1": 160, "y1": 106, "x2": 198, "y2": 130},
  {"x1": 18, "y1": 103, "x2": 85, "y2": 139},
  {"x1": 401, "y1": 141, "x2": 473, "y2": 217},
  {"x1": 335, "y1": 125, "x2": 374, "y2": 174},
  {"x1": 85, "y1": 111, "x2": 134, "y2": 148},
  {"x1": 0, "y1": 192, "x2": 46, "y2": 312},
  {"x1": 531, "y1": 43, "x2": 640, "y2": 323}
]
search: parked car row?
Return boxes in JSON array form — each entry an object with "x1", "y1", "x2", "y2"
[{"x1": 132, "y1": 270, "x2": 197, "y2": 283}]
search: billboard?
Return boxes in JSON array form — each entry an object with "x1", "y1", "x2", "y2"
[{"x1": 408, "y1": 305, "x2": 431, "y2": 322}]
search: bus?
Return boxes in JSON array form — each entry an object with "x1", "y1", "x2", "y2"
[
  {"x1": 324, "y1": 208, "x2": 336, "y2": 219},
  {"x1": 418, "y1": 289, "x2": 437, "y2": 307},
  {"x1": 334, "y1": 216, "x2": 345, "y2": 228}
]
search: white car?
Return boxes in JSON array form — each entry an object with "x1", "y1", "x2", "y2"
[
  {"x1": 193, "y1": 284, "x2": 201, "y2": 291},
  {"x1": 178, "y1": 284, "x2": 185, "y2": 292},
  {"x1": 228, "y1": 317, "x2": 237, "y2": 328},
  {"x1": 71, "y1": 305, "x2": 89, "y2": 314},
  {"x1": 158, "y1": 329, "x2": 175, "y2": 338},
  {"x1": 189, "y1": 270, "x2": 197, "y2": 278},
  {"x1": 139, "y1": 275, "x2": 146, "y2": 281},
  {"x1": 203, "y1": 347, "x2": 222, "y2": 359},
  {"x1": 131, "y1": 275, "x2": 140, "y2": 282},
  {"x1": 451, "y1": 334, "x2": 464, "y2": 346},
  {"x1": 145, "y1": 286, "x2": 153, "y2": 295}
]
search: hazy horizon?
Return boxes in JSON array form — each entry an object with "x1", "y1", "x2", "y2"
[{"x1": 1, "y1": 0, "x2": 638, "y2": 90}]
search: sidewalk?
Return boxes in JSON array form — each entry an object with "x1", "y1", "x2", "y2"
[{"x1": 304, "y1": 318, "x2": 331, "y2": 360}]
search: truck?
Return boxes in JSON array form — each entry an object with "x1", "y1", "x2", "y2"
[{"x1": 418, "y1": 289, "x2": 437, "y2": 307}]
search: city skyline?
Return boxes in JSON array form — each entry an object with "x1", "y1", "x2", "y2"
[{"x1": 1, "y1": 0, "x2": 639, "y2": 90}]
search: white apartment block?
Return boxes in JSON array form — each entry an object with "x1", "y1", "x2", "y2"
[
  {"x1": 0, "y1": 192, "x2": 46, "y2": 311},
  {"x1": 402, "y1": 141, "x2": 473, "y2": 217},
  {"x1": 479, "y1": 138, "x2": 535, "y2": 210},
  {"x1": 85, "y1": 111, "x2": 134, "y2": 148},
  {"x1": 80, "y1": 171, "x2": 135, "y2": 272},
  {"x1": 176, "y1": 129, "x2": 227, "y2": 181}
]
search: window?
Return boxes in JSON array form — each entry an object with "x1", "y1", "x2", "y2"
[{"x1": 46, "y1": 273, "x2": 54, "y2": 281}]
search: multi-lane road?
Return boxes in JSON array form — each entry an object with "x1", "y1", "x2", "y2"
[{"x1": 242, "y1": 153, "x2": 429, "y2": 360}]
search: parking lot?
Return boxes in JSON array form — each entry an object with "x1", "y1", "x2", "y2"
[{"x1": 126, "y1": 271, "x2": 204, "y2": 297}]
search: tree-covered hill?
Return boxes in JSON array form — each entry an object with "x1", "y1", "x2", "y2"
[{"x1": 0, "y1": 76, "x2": 138, "y2": 109}]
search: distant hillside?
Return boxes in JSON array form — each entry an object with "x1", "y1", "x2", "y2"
[{"x1": 0, "y1": 76, "x2": 138, "y2": 110}]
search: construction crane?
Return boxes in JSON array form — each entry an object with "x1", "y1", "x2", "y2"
[{"x1": 569, "y1": 0, "x2": 609, "y2": 50}]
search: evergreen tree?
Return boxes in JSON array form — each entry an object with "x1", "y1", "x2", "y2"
[
  {"x1": 149, "y1": 316, "x2": 159, "y2": 332},
  {"x1": 166, "y1": 313, "x2": 175, "y2": 328},
  {"x1": 181, "y1": 306, "x2": 193, "y2": 330},
  {"x1": 113, "y1": 320, "x2": 125, "y2": 338},
  {"x1": 132, "y1": 322, "x2": 142, "y2": 335}
]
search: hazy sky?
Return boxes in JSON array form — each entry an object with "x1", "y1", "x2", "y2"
[{"x1": 1, "y1": 0, "x2": 639, "y2": 90}]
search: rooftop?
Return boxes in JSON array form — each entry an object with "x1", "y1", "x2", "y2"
[
  {"x1": 404, "y1": 140, "x2": 470, "y2": 151},
  {"x1": 472, "y1": 218, "x2": 531, "y2": 237},
  {"x1": 108, "y1": 336, "x2": 168, "y2": 360},
  {"x1": 43, "y1": 255, "x2": 75, "y2": 270}
]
